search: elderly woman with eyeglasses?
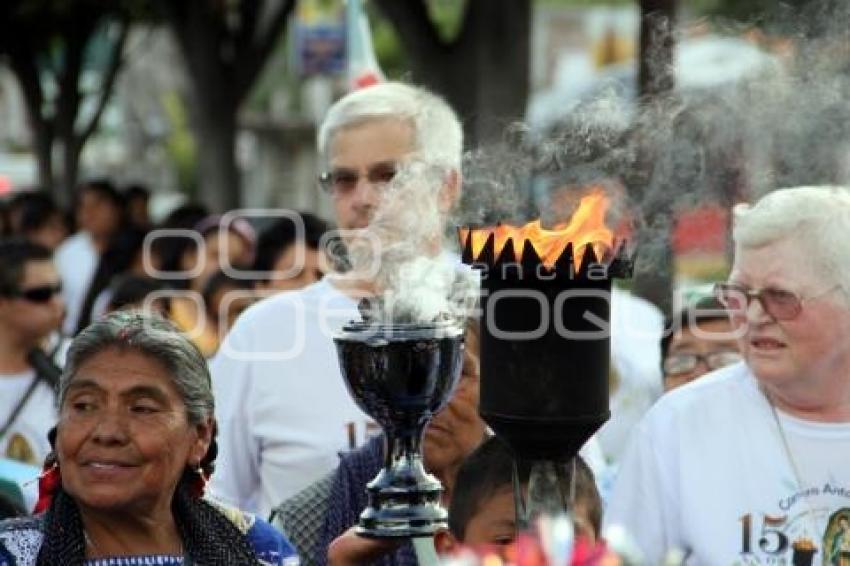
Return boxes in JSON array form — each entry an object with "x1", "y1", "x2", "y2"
[
  {"x1": 0, "y1": 311, "x2": 298, "y2": 565},
  {"x1": 606, "y1": 186, "x2": 850, "y2": 564}
]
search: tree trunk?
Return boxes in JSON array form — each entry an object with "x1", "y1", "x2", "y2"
[
  {"x1": 630, "y1": 0, "x2": 678, "y2": 317},
  {"x1": 638, "y1": 0, "x2": 676, "y2": 100},
  {"x1": 1, "y1": 5, "x2": 126, "y2": 207},
  {"x1": 195, "y1": 108, "x2": 240, "y2": 211},
  {"x1": 375, "y1": 0, "x2": 531, "y2": 148},
  {"x1": 32, "y1": 124, "x2": 54, "y2": 196},
  {"x1": 60, "y1": 138, "x2": 83, "y2": 201},
  {"x1": 471, "y1": 0, "x2": 531, "y2": 146},
  {"x1": 441, "y1": 0, "x2": 531, "y2": 147},
  {"x1": 183, "y1": 55, "x2": 241, "y2": 211},
  {"x1": 162, "y1": 0, "x2": 295, "y2": 212},
  {"x1": 6, "y1": 52, "x2": 55, "y2": 196}
]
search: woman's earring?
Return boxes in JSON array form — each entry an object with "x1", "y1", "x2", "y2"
[
  {"x1": 33, "y1": 458, "x2": 61, "y2": 513},
  {"x1": 189, "y1": 463, "x2": 208, "y2": 498}
]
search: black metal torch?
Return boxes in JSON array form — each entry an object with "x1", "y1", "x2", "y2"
[{"x1": 459, "y1": 226, "x2": 633, "y2": 525}]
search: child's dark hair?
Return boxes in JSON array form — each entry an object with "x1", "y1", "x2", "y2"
[
  {"x1": 448, "y1": 437, "x2": 526, "y2": 540},
  {"x1": 448, "y1": 436, "x2": 601, "y2": 541}
]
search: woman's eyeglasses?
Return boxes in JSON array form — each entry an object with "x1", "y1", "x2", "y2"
[
  {"x1": 318, "y1": 163, "x2": 397, "y2": 194},
  {"x1": 713, "y1": 282, "x2": 839, "y2": 321},
  {"x1": 663, "y1": 350, "x2": 742, "y2": 376},
  {"x1": 15, "y1": 284, "x2": 62, "y2": 304}
]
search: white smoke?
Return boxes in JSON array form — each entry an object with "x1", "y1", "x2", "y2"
[
  {"x1": 345, "y1": 160, "x2": 479, "y2": 325},
  {"x1": 455, "y1": 0, "x2": 850, "y2": 272}
]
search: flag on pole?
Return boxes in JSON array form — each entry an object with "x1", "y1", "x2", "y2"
[{"x1": 346, "y1": 0, "x2": 384, "y2": 90}]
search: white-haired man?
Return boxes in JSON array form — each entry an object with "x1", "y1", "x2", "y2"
[
  {"x1": 209, "y1": 83, "x2": 464, "y2": 517},
  {"x1": 606, "y1": 186, "x2": 850, "y2": 564}
]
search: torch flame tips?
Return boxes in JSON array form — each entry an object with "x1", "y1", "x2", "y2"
[{"x1": 458, "y1": 191, "x2": 634, "y2": 276}]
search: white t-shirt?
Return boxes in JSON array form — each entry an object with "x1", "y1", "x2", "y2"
[
  {"x1": 0, "y1": 370, "x2": 56, "y2": 466},
  {"x1": 605, "y1": 362, "x2": 850, "y2": 565},
  {"x1": 209, "y1": 278, "x2": 374, "y2": 517},
  {"x1": 596, "y1": 288, "x2": 664, "y2": 464},
  {"x1": 55, "y1": 231, "x2": 98, "y2": 335}
]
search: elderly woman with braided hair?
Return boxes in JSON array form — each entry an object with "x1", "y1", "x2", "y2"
[{"x1": 0, "y1": 311, "x2": 299, "y2": 565}]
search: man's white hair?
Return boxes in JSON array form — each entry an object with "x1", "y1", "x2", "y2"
[
  {"x1": 317, "y1": 82, "x2": 463, "y2": 171},
  {"x1": 733, "y1": 185, "x2": 850, "y2": 296}
]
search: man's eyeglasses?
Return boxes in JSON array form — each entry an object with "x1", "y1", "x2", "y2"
[
  {"x1": 663, "y1": 350, "x2": 742, "y2": 376},
  {"x1": 714, "y1": 282, "x2": 839, "y2": 321},
  {"x1": 14, "y1": 284, "x2": 62, "y2": 304},
  {"x1": 318, "y1": 163, "x2": 397, "y2": 194}
]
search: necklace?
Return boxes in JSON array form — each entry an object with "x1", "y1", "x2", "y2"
[{"x1": 762, "y1": 386, "x2": 820, "y2": 539}]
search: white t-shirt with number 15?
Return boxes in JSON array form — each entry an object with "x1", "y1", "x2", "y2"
[{"x1": 605, "y1": 362, "x2": 850, "y2": 565}]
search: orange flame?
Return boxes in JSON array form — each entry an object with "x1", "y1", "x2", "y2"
[{"x1": 460, "y1": 191, "x2": 614, "y2": 269}]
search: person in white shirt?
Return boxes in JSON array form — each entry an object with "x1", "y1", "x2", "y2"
[
  {"x1": 0, "y1": 240, "x2": 65, "y2": 467},
  {"x1": 596, "y1": 287, "x2": 665, "y2": 465},
  {"x1": 210, "y1": 82, "x2": 465, "y2": 517},
  {"x1": 55, "y1": 180, "x2": 124, "y2": 335},
  {"x1": 606, "y1": 186, "x2": 850, "y2": 564}
]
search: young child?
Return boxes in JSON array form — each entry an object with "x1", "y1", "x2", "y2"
[
  {"x1": 324, "y1": 436, "x2": 602, "y2": 565},
  {"x1": 436, "y1": 436, "x2": 602, "y2": 553}
]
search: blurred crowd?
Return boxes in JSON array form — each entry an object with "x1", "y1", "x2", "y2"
[{"x1": 0, "y1": 181, "x2": 330, "y2": 360}]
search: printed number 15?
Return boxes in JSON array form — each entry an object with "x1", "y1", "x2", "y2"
[{"x1": 740, "y1": 513, "x2": 789, "y2": 555}]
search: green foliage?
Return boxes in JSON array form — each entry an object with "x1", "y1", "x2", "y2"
[
  {"x1": 425, "y1": 0, "x2": 468, "y2": 42},
  {"x1": 367, "y1": 0, "x2": 466, "y2": 79},
  {"x1": 370, "y1": 9, "x2": 409, "y2": 80},
  {"x1": 536, "y1": 0, "x2": 633, "y2": 5},
  {"x1": 161, "y1": 91, "x2": 198, "y2": 198},
  {"x1": 246, "y1": 28, "x2": 292, "y2": 113},
  {"x1": 367, "y1": 0, "x2": 636, "y2": 79},
  {"x1": 688, "y1": 0, "x2": 774, "y2": 21}
]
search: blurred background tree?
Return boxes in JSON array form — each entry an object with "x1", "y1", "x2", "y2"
[
  {"x1": 158, "y1": 0, "x2": 295, "y2": 211},
  {"x1": 161, "y1": 91, "x2": 198, "y2": 200},
  {"x1": 630, "y1": 0, "x2": 677, "y2": 313},
  {"x1": 0, "y1": 0, "x2": 134, "y2": 205},
  {"x1": 373, "y1": 0, "x2": 532, "y2": 147}
]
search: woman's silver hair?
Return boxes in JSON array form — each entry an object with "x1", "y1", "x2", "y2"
[
  {"x1": 58, "y1": 310, "x2": 213, "y2": 424},
  {"x1": 317, "y1": 82, "x2": 463, "y2": 172},
  {"x1": 733, "y1": 185, "x2": 850, "y2": 297}
]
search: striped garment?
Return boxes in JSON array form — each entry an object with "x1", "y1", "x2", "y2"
[{"x1": 0, "y1": 500, "x2": 299, "y2": 566}]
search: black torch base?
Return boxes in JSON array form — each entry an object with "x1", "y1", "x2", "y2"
[{"x1": 357, "y1": 455, "x2": 446, "y2": 538}]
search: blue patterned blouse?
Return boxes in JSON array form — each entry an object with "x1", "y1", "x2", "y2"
[{"x1": 0, "y1": 501, "x2": 299, "y2": 565}]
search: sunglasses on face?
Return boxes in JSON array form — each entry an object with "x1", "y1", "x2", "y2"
[
  {"x1": 713, "y1": 282, "x2": 839, "y2": 321},
  {"x1": 663, "y1": 350, "x2": 742, "y2": 377},
  {"x1": 318, "y1": 162, "x2": 398, "y2": 194},
  {"x1": 15, "y1": 284, "x2": 62, "y2": 304}
]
